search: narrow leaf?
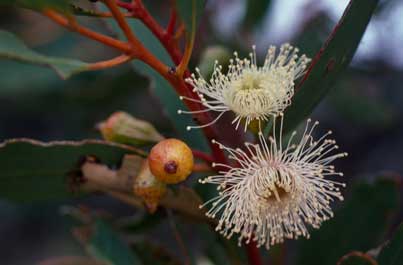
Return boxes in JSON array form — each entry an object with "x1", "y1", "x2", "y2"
[
  {"x1": 0, "y1": 30, "x2": 90, "y2": 79},
  {"x1": 283, "y1": 0, "x2": 379, "y2": 133},
  {"x1": 0, "y1": 138, "x2": 143, "y2": 202}
]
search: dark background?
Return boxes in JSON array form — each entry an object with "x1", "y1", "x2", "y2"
[{"x1": 0, "y1": 0, "x2": 402, "y2": 264}]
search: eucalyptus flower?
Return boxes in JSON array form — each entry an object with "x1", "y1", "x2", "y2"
[
  {"x1": 199, "y1": 115, "x2": 347, "y2": 249},
  {"x1": 179, "y1": 44, "x2": 311, "y2": 131}
]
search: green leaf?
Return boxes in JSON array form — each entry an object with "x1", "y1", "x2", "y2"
[
  {"x1": 0, "y1": 0, "x2": 71, "y2": 13},
  {"x1": 378, "y1": 223, "x2": 403, "y2": 265},
  {"x1": 283, "y1": 0, "x2": 379, "y2": 133},
  {"x1": 296, "y1": 178, "x2": 399, "y2": 265},
  {"x1": 243, "y1": 0, "x2": 272, "y2": 28},
  {"x1": 175, "y1": 0, "x2": 206, "y2": 33},
  {"x1": 87, "y1": 220, "x2": 143, "y2": 265},
  {"x1": 0, "y1": 30, "x2": 90, "y2": 79},
  {"x1": 0, "y1": 138, "x2": 142, "y2": 202},
  {"x1": 338, "y1": 252, "x2": 378, "y2": 265}
]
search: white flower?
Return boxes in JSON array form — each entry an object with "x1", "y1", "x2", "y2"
[
  {"x1": 179, "y1": 44, "x2": 311, "y2": 131},
  {"x1": 199, "y1": 115, "x2": 347, "y2": 249}
]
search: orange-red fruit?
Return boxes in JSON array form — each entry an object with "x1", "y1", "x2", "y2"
[{"x1": 148, "y1": 138, "x2": 194, "y2": 184}]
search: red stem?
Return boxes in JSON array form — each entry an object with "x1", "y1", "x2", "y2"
[
  {"x1": 131, "y1": 0, "x2": 183, "y2": 65},
  {"x1": 246, "y1": 241, "x2": 263, "y2": 265},
  {"x1": 166, "y1": 8, "x2": 177, "y2": 36},
  {"x1": 116, "y1": 0, "x2": 133, "y2": 11},
  {"x1": 192, "y1": 149, "x2": 215, "y2": 164}
]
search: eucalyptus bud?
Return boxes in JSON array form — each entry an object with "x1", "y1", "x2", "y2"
[
  {"x1": 148, "y1": 138, "x2": 194, "y2": 184},
  {"x1": 98, "y1": 111, "x2": 164, "y2": 146},
  {"x1": 133, "y1": 160, "x2": 167, "y2": 213}
]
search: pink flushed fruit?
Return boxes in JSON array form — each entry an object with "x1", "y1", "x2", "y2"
[{"x1": 148, "y1": 138, "x2": 194, "y2": 184}]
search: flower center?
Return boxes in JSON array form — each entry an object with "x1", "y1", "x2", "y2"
[
  {"x1": 232, "y1": 71, "x2": 263, "y2": 91},
  {"x1": 264, "y1": 184, "x2": 289, "y2": 202},
  {"x1": 251, "y1": 166, "x2": 294, "y2": 203},
  {"x1": 223, "y1": 71, "x2": 269, "y2": 118},
  {"x1": 223, "y1": 69, "x2": 293, "y2": 120}
]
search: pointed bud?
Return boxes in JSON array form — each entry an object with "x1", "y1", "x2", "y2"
[
  {"x1": 148, "y1": 138, "x2": 194, "y2": 184},
  {"x1": 98, "y1": 111, "x2": 164, "y2": 146},
  {"x1": 133, "y1": 160, "x2": 167, "y2": 213}
]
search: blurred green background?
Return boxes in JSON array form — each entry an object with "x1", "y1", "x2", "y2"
[{"x1": 0, "y1": 0, "x2": 402, "y2": 264}]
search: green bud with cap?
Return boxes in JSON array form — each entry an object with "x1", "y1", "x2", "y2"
[{"x1": 98, "y1": 111, "x2": 164, "y2": 146}]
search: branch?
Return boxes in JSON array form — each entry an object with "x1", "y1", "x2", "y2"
[
  {"x1": 192, "y1": 163, "x2": 212, "y2": 172},
  {"x1": 103, "y1": 0, "x2": 140, "y2": 47},
  {"x1": 80, "y1": 160, "x2": 212, "y2": 223},
  {"x1": 43, "y1": 9, "x2": 131, "y2": 53},
  {"x1": 132, "y1": 0, "x2": 183, "y2": 65},
  {"x1": 88, "y1": 54, "x2": 132, "y2": 70},
  {"x1": 192, "y1": 149, "x2": 214, "y2": 164},
  {"x1": 166, "y1": 7, "x2": 177, "y2": 36},
  {"x1": 116, "y1": 0, "x2": 133, "y2": 11},
  {"x1": 176, "y1": 0, "x2": 196, "y2": 77}
]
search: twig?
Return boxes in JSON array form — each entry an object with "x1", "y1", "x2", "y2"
[
  {"x1": 43, "y1": 9, "x2": 131, "y2": 52},
  {"x1": 131, "y1": 0, "x2": 183, "y2": 64},
  {"x1": 103, "y1": 189, "x2": 145, "y2": 209},
  {"x1": 192, "y1": 163, "x2": 212, "y2": 172},
  {"x1": 166, "y1": 209, "x2": 191, "y2": 265},
  {"x1": 192, "y1": 150, "x2": 214, "y2": 164},
  {"x1": 88, "y1": 54, "x2": 132, "y2": 70},
  {"x1": 176, "y1": 0, "x2": 196, "y2": 77},
  {"x1": 166, "y1": 7, "x2": 177, "y2": 36},
  {"x1": 116, "y1": 0, "x2": 133, "y2": 11},
  {"x1": 102, "y1": 0, "x2": 139, "y2": 47}
]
